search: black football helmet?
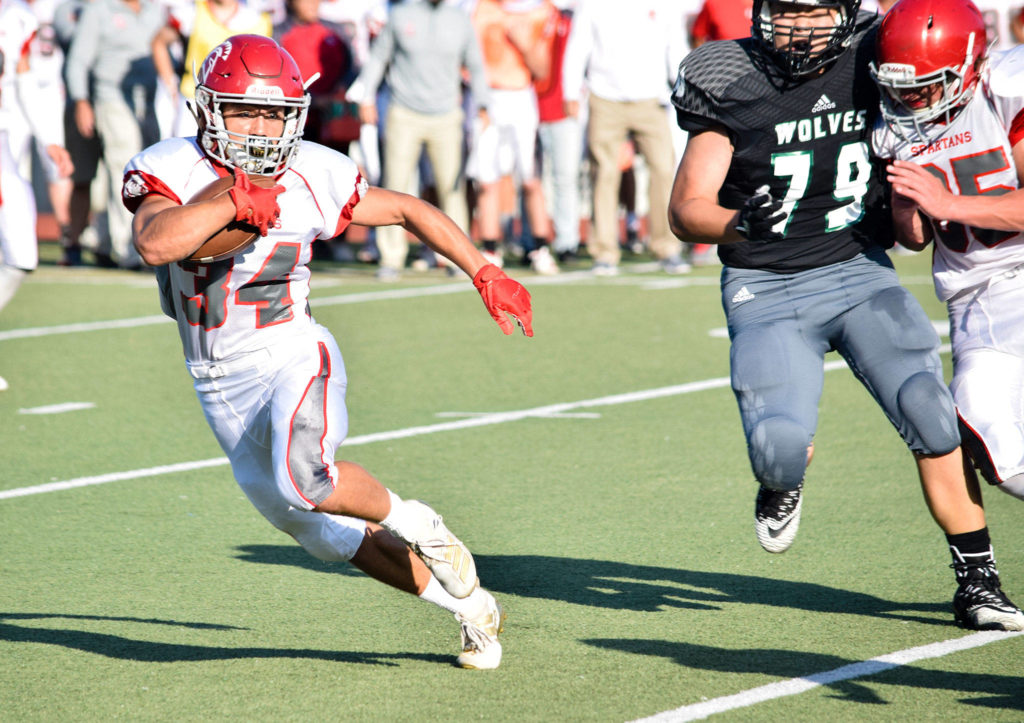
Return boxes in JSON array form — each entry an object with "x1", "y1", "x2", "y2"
[{"x1": 752, "y1": 0, "x2": 861, "y2": 78}]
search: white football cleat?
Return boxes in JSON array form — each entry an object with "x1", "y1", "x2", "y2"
[
  {"x1": 456, "y1": 590, "x2": 505, "y2": 670},
  {"x1": 0, "y1": 375, "x2": 8, "y2": 391},
  {"x1": 529, "y1": 246, "x2": 560, "y2": 275},
  {"x1": 481, "y1": 249, "x2": 504, "y2": 269},
  {"x1": 400, "y1": 500, "x2": 478, "y2": 599}
]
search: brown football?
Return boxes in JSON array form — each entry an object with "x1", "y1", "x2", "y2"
[{"x1": 185, "y1": 174, "x2": 278, "y2": 263}]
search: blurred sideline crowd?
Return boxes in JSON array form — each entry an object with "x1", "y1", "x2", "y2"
[{"x1": 9, "y1": 0, "x2": 1024, "y2": 278}]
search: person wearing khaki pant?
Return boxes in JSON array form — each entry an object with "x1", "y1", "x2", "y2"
[
  {"x1": 377, "y1": 104, "x2": 468, "y2": 272},
  {"x1": 586, "y1": 94, "x2": 678, "y2": 267},
  {"x1": 346, "y1": 0, "x2": 491, "y2": 279},
  {"x1": 561, "y1": 0, "x2": 689, "y2": 275}
]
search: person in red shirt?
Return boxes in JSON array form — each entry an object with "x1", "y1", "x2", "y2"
[
  {"x1": 535, "y1": 0, "x2": 580, "y2": 263},
  {"x1": 691, "y1": 0, "x2": 753, "y2": 47},
  {"x1": 274, "y1": 0, "x2": 355, "y2": 152}
]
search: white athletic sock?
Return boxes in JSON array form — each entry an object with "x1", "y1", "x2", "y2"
[
  {"x1": 0, "y1": 265, "x2": 27, "y2": 314},
  {"x1": 379, "y1": 490, "x2": 413, "y2": 540},
  {"x1": 418, "y1": 577, "x2": 488, "y2": 617}
]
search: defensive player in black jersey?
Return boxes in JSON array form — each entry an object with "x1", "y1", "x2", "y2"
[{"x1": 668, "y1": 0, "x2": 1023, "y2": 630}]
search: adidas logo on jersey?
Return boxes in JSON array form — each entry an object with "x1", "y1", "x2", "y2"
[
  {"x1": 731, "y1": 286, "x2": 755, "y2": 305},
  {"x1": 811, "y1": 94, "x2": 837, "y2": 113}
]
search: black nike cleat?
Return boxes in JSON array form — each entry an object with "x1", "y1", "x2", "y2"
[
  {"x1": 952, "y1": 563, "x2": 1024, "y2": 631},
  {"x1": 754, "y1": 484, "x2": 802, "y2": 553}
]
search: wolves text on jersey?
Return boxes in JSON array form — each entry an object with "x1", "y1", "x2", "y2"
[{"x1": 774, "y1": 110, "x2": 867, "y2": 146}]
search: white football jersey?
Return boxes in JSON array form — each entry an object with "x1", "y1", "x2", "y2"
[
  {"x1": 873, "y1": 46, "x2": 1024, "y2": 301},
  {"x1": 123, "y1": 137, "x2": 367, "y2": 364},
  {"x1": 0, "y1": 0, "x2": 38, "y2": 124}
]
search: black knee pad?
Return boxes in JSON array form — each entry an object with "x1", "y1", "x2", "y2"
[
  {"x1": 749, "y1": 415, "x2": 810, "y2": 491},
  {"x1": 896, "y1": 371, "x2": 960, "y2": 455}
]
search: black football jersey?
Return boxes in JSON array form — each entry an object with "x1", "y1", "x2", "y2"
[{"x1": 672, "y1": 15, "x2": 890, "y2": 273}]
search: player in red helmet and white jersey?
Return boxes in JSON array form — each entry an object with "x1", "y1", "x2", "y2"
[
  {"x1": 122, "y1": 35, "x2": 533, "y2": 669},
  {"x1": 0, "y1": 0, "x2": 72, "y2": 391},
  {"x1": 872, "y1": 0, "x2": 1024, "y2": 629}
]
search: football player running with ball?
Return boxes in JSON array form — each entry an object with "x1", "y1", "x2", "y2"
[
  {"x1": 872, "y1": 0, "x2": 1024, "y2": 626},
  {"x1": 122, "y1": 35, "x2": 533, "y2": 669},
  {"x1": 669, "y1": 0, "x2": 1023, "y2": 630}
]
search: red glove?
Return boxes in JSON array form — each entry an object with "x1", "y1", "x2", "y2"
[
  {"x1": 472, "y1": 264, "x2": 533, "y2": 337},
  {"x1": 227, "y1": 167, "x2": 284, "y2": 236}
]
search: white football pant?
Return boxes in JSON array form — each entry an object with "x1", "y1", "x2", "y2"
[
  {"x1": 949, "y1": 268, "x2": 1024, "y2": 487},
  {"x1": 189, "y1": 326, "x2": 367, "y2": 562}
]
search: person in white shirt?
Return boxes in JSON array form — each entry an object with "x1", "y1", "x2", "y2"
[{"x1": 561, "y1": 0, "x2": 688, "y2": 276}]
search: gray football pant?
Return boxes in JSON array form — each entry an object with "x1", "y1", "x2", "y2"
[{"x1": 722, "y1": 249, "x2": 960, "y2": 490}]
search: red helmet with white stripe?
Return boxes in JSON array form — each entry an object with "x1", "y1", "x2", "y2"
[
  {"x1": 871, "y1": 0, "x2": 988, "y2": 138},
  {"x1": 193, "y1": 35, "x2": 310, "y2": 175}
]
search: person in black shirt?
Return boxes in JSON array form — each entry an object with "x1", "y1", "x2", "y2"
[{"x1": 668, "y1": 0, "x2": 1023, "y2": 631}]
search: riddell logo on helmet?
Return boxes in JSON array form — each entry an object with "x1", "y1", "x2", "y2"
[
  {"x1": 246, "y1": 85, "x2": 285, "y2": 98},
  {"x1": 878, "y1": 62, "x2": 915, "y2": 80}
]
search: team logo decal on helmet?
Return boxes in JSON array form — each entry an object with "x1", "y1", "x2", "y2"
[
  {"x1": 870, "y1": 0, "x2": 987, "y2": 139},
  {"x1": 752, "y1": 0, "x2": 862, "y2": 79},
  {"x1": 192, "y1": 34, "x2": 311, "y2": 175}
]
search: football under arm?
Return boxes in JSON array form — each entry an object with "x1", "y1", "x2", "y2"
[
  {"x1": 132, "y1": 192, "x2": 237, "y2": 266},
  {"x1": 668, "y1": 128, "x2": 745, "y2": 245}
]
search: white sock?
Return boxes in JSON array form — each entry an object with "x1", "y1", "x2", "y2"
[
  {"x1": 0, "y1": 265, "x2": 27, "y2": 314},
  {"x1": 379, "y1": 490, "x2": 411, "y2": 540},
  {"x1": 418, "y1": 577, "x2": 488, "y2": 618}
]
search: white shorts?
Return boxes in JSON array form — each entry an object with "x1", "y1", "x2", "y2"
[
  {"x1": 467, "y1": 87, "x2": 539, "y2": 184},
  {"x1": 189, "y1": 327, "x2": 367, "y2": 562},
  {"x1": 0, "y1": 130, "x2": 38, "y2": 270},
  {"x1": 949, "y1": 267, "x2": 1024, "y2": 483}
]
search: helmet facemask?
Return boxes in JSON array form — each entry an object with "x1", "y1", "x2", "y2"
[
  {"x1": 753, "y1": 0, "x2": 860, "y2": 79},
  {"x1": 194, "y1": 88, "x2": 309, "y2": 176}
]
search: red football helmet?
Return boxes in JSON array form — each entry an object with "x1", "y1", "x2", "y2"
[
  {"x1": 871, "y1": 0, "x2": 988, "y2": 138},
  {"x1": 192, "y1": 35, "x2": 311, "y2": 175}
]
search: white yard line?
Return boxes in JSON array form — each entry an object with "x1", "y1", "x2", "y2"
[
  {"x1": 0, "y1": 270, "x2": 777, "y2": 344},
  {"x1": 3, "y1": 350, "x2": 949, "y2": 501},
  {"x1": 632, "y1": 630, "x2": 1024, "y2": 722},
  {"x1": 19, "y1": 402, "x2": 96, "y2": 415}
]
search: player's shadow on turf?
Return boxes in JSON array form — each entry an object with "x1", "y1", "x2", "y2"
[
  {"x1": 474, "y1": 554, "x2": 950, "y2": 626},
  {"x1": 582, "y1": 638, "x2": 1024, "y2": 711},
  {"x1": 0, "y1": 612, "x2": 447, "y2": 666},
  {"x1": 235, "y1": 546, "x2": 948, "y2": 626},
  {"x1": 235, "y1": 543, "x2": 364, "y2": 576}
]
